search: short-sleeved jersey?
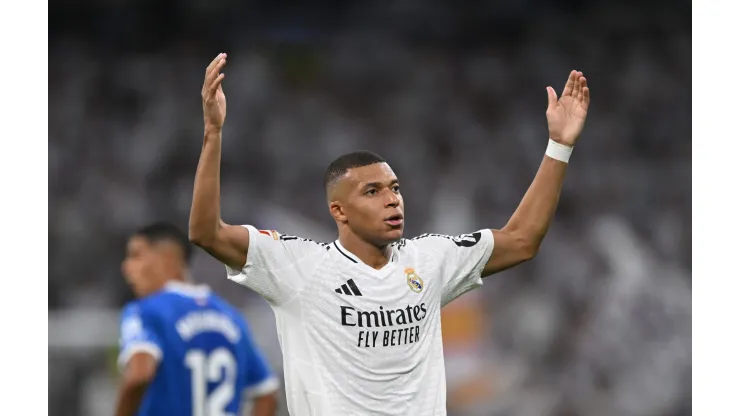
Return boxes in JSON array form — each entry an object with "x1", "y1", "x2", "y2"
[
  {"x1": 118, "y1": 282, "x2": 279, "y2": 416},
  {"x1": 226, "y1": 225, "x2": 494, "y2": 416}
]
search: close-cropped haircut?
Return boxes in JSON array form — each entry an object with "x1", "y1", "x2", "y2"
[
  {"x1": 133, "y1": 222, "x2": 193, "y2": 263},
  {"x1": 324, "y1": 150, "x2": 387, "y2": 191}
]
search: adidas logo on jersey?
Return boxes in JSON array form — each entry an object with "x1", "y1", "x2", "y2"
[{"x1": 335, "y1": 279, "x2": 363, "y2": 296}]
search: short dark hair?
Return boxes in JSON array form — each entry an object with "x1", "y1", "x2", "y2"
[
  {"x1": 324, "y1": 150, "x2": 387, "y2": 190},
  {"x1": 133, "y1": 222, "x2": 193, "y2": 262}
]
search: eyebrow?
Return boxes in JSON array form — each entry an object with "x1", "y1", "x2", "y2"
[{"x1": 363, "y1": 179, "x2": 400, "y2": 188}]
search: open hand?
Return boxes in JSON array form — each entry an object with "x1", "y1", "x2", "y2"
[
  {"x1": 545, "y1": 70, "x2": 590, "y2": 147},
  {"x1": 202, "y1": 53, "x2": 227, "y2": 130}
]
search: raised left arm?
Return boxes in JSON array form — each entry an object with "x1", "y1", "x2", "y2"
[{"x1": 483, "y1": 70, "x2": 590, "y2": 277}]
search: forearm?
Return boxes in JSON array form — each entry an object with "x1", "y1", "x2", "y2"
[
  {"x1": 502, "y1": 155, "x2": 567, "y2": 251},
  {"x1": 189, "y1": 127, "x2": 224, "y2": 244},
  {"x1": 114, "y1": 383, "x2": 147, "y2": 416}
]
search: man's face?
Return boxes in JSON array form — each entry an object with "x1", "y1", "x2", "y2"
[
  {"x1": 121, "y1": 236, "x2": 166, "y2": 298},
  {"x1": 331, "y1": 163, "x2": 405, "y2": 246}
]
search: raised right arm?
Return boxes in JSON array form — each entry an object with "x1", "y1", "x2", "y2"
[
  {"x1": 188, "y1": 53, "x2": 250, "y2": 271},
  {"x1": 188, "y1": 126, "x2": 250, "y2": 270}
]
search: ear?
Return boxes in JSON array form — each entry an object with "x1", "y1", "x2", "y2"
[
  {"x1": 157, "y1": 241, "x2": 183, "y2": 267},
  {"x1": 329, "y1": 201, "x2": 347, "y2": 223}
]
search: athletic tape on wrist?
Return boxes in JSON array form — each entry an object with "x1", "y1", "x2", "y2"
[{"x1": 546, "y1": 139, "x2": 573, "y2": 163}]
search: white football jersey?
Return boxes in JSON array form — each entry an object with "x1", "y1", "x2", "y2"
[{"x1": 226, "y1": 225, "x2": 494, "y2": 416}]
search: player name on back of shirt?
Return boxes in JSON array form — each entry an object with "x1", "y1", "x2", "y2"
[{"x1": 175, "y1": 310, "x2": 241, "y2": 343}]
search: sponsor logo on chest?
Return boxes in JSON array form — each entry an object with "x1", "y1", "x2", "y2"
[{"x1": 334, "y1": 267, "x2": 431, "y2": 348}]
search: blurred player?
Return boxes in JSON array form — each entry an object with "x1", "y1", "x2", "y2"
[
  {"x1": 115, "y1": 222, "x2": 279, "y2": 416},
  {"x1": 189, "y1": 53, "x2": 590, "y2": 415}
]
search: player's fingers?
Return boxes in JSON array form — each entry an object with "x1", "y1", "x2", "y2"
[
  {"x1": 207, "y1": 58, "x2": 227, "y2": 85},
  {"x1": 575, "y1": 76, "x2": 584, "y2": 101},
  {"x1": 205, "y1": 53, "x2": 226, "y2": 77},
  {"x1": 573, "y1": 73, "x2": 583, "y2": 98},
  {"x1": 562, "y1": 70, "x2": 577, "y2": 97},
  {"x1": 204, "y1": 60, "x2": 227, "y2": 98},
  {"x1": 204, "y1": 55, "x2": 226, "y2": 92},
  {"x1": 202, "y1": 54, "x2": 225, "y2": 96},
  {"x1": 582, "y1": 86, "x2": 590, "y2": 109},
  {"x1": 546, "y1": 86, "x2": 558, "y2": 111},
  {"x1": 209, "y1": 73, "x2": 225, "y2": 94}
]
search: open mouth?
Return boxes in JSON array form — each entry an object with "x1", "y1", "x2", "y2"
[{"x1": 384, "y1": 214, "x2": 404, "y2": 227}]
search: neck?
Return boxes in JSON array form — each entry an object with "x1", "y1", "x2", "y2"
[
  {"x1": 160, "y1": 268, "x2": 189, "y2": 289},
  {"x1": 338, "y1": 229, "x2": 391, "y2": 270}
]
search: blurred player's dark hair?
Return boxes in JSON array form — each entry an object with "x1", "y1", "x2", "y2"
[
  {"x1": 324, "y1": 150, "x2": 387, "y2": 190},
  {"x1": 134, "y1": 222, "x2": 193, "y2": 263}
]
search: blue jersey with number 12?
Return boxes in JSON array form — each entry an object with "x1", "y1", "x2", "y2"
[{"x1": 118, "y1": 282, "x2": 278, "y2": 416}]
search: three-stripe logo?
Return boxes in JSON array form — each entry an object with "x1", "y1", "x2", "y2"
[{"x1": 335, "y1": 279, "x2": 363, "y2": 296}]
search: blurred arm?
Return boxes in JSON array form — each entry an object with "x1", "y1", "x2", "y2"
[
  {"x1": 114, "y1": 353, "x2": 158, "y2": 416},
  {"x1": 250, "y1": 393, "x2": 278, "y2": 416},
  {"x1": 188, "y1": 127, "x2": 251, "y2": 271},
  {"x1": 483, "y1": 155, "x2": 567, "y2": 276}
]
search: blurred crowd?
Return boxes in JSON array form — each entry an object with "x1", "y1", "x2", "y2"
[{"x1": 49, "y1": 0, "x2": 691, "y2": 415}]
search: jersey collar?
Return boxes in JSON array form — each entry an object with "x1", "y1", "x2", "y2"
[
  {"x1": 333, "y1": 240, "x2": 396, "y2": 269},
  {"x1": 164, "y1": 281, "x2": 210, "y2": 298}
]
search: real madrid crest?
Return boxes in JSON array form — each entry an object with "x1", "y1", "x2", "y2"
[{"x1": 405, "y1": 267, "x2": 424, "y2": 293}]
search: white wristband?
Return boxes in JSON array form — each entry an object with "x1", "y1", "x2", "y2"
[{"x1": 545, "y1": 139, "x2": 573, "y2": 163}]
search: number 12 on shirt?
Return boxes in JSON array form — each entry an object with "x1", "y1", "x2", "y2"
[{"x1": 185, "y1": 347, "x2": 237, "y2": 416}]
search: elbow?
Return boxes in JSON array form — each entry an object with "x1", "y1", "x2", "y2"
[
  {"x1": 188, "y1": 224, "x2": 218, "y2": 248},
  {"x1": 513, "y1": 232, "x2": 540, "y2": 262},
  {"x1": 189, "y1": 234, "x2": 216, "y2": 250},
  {"x1": 521, "y1": 240, "x2": 539, "y2": 261},
  {"x1": 188, "y1": 231, "x2": 208, "y2": 247}
]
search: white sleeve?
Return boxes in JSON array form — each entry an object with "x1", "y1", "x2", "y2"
[
  {"x1": 117, "y1": 304, "x2": 163, "y2": 372},
  {"x1": 412, "y1": 229, "x2": 494, "y2": 307},
  {"x1": 226, "y1": 225, "x2": 327, "y2": 305}
]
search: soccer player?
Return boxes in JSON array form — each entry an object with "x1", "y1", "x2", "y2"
[
  {"x1": 115, "y1": 222, "x2": 279, "y2": 416},
  {"x1": 189, "y1": 53, "x2": 590, "y2": 415}
]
